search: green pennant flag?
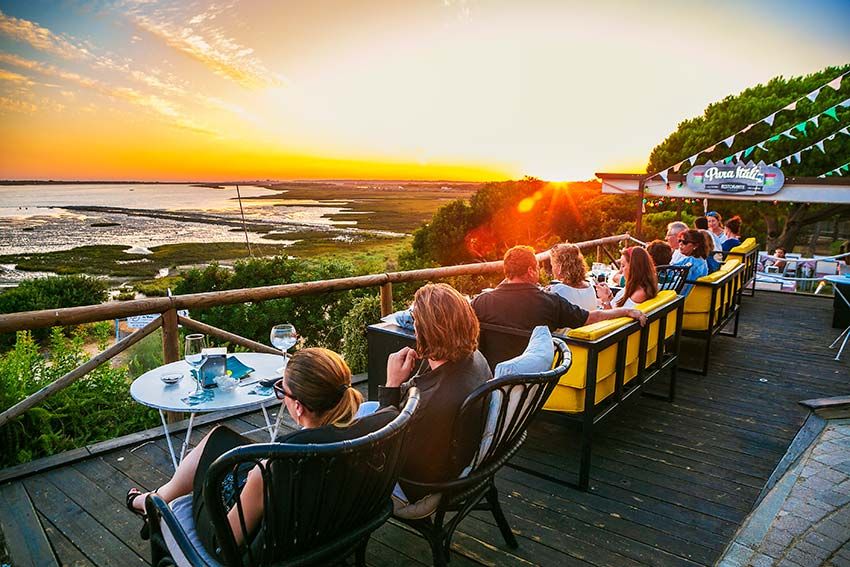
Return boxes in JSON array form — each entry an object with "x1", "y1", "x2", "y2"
[
  {"x1": 826, "y1": 171, "x2": 834, "y2": 177},
  {"x1": 724, "y1": 156, "x2": 733, "y2": 164},
  {"x1": 842, "y1": 164, "x2": 850, "y2": 172},
  {"x1": 795, "y1": 122, "x2": 808, "y2": 136},
  {"x1": 768, "y1": 134, "x2": 781, "y2": 143},
  {"x1": 743, "y1": 146, "x2": 755, "y2": 159},
  {"x1": 824, "y1": 107, "x2": 839, "y2": 121}
]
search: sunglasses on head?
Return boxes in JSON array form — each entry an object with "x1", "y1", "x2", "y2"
[
  {"x1": 678, "y1": 238, "x2": 694, "y2": 244},
  {"x1": 706, "y1": 211, "x2": 719, "y2": 218}
]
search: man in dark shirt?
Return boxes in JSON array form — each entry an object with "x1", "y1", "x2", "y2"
[{"x1": 472, "y1": 245, "x2": 647, "y2": 330}]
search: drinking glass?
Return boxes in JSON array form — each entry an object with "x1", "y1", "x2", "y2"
[
  {"x1": 270, "y1": 324, "x2": 297, "y2": 375},
  {"x1": 184, "y1": 334, "x2": 207, "y2": 395}
]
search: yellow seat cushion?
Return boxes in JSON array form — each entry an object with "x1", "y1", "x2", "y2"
[
  {"x1": 546, "y1": 290, "x2": 679, "y2": 412},
  {"x1": 729, "y1": 238, "x2": 756, "y2": 255}
]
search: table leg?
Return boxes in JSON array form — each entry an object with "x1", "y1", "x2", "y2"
[
  {"x1": 179, "y1": 413, "x2": 196, "y2": 464},
  {"x1": 159, "y1": 410, "x2": 178, "y2": 472},
  {"x1": 261, "y1": 404, "x2": 282, "y2": 441},
  {"x1": 833, "y1": 326, "x2": 850, "y2": 361}
]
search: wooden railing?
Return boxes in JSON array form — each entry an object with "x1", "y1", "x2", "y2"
[{"x1": 0, "y1": 234, "x2": 632, "y2": 427}]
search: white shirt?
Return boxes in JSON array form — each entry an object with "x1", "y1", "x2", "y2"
[
  {"x1": 671, "y1": 249, "x2": 686, "y2": 264},
  {"x1": 548, "y1": 282, "x2": 599, "y2": 312},
  {"x1": 611, "y1": 287, "x2": 637, "y2": 309}
]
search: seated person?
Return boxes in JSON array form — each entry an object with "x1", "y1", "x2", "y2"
[
  {"x1": 471, "y1": 246, "x2": 647, "y2": 331},
  {"x1": 705, "y1": 211, "x2": 727, "y2": 250},
  {"x1": 672, "y1": 229, "x2": 710, "y2": 295},
  {"x1": 378, "y1": 283, "x2": 490, "y2": 507},
  {"x1": 701, "y1": 230, "x2": 722, "y2": 273},
  {"x1": 721, "y1": 216, "x2": 743, "y2": 252},
  {"x1": 646, "y1": 239, "x2": 673, "y2": 267},
  {"x1": 596, "y1": 247, "x2": 658, "y2": 309},
  {"x1": 547, "y1": 243, "x2": 599, "y2": 312},
  {"x1": 771, "y1": 247, "x2": 787, "y2": 272},
  {"x1": 666, "y1": 221, "x2": 689, "y2": 263},
  {"x1": 126, "y1": 348, "x2": 395, "y2": 556}
]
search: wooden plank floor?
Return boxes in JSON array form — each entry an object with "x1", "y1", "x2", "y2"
[{"x1": 2, "y1": 291, "x2": 849, "y2": 566}]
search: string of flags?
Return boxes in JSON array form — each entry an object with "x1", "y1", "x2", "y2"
[
  {"x1": 647, "y1": 69, "x2": 849, "y2": 183},
  {"x1": 769, "y1": 125, "x2": 850, "y2": 167},
  {"x1": 819, "y1": 161, "x2": 850, "y2": 177},
  {"x1": 718, "y1": 97, "x2": 850, "y2": 164}
]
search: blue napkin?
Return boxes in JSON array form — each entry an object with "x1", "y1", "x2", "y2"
[{"x1": 227, "y1": 356, "x2": 255, "y2": 380}]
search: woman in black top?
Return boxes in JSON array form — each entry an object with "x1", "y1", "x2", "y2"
[
  {"x1": 126, "y1": 348, "x2": 397, "y2": 554},
  {"x1": 379, "y1": 283, "x2": 492, "y2": 504}
]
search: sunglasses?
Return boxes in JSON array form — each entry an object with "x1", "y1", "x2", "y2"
[
  {"x1": 706, "y1": 211, "x2": 720, "y2": 218},
  {"x1": 273, "y1": 379, "x2": 313, "y2": 411},
  {"x1": 678, "y1": 238, "x2": 695, "y2": 245}
]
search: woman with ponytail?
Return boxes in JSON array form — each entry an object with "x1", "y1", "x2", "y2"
[{"x1": 126, "y1": 348, "x2": 397, "y2": 555}]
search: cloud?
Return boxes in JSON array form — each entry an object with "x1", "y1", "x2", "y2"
[
  {"x1": 0, "y1": 9, "x2": 92, "y2": 60},
  {"x1": 0, "y1": 53, "x2": 216, "y2": 135},
  {"x1": 0, "y1": 95, "x2": 37, "y2": 114},
  {"x1": 0, "y1": 68, "x2": 34, "y2": 85},
  {"x1": 124, "y1": 3, "x2": 283, "y2": 89}
]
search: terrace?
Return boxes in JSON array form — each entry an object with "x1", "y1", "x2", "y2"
[{"x1": 0, "y1": 239, "x2": 848, "y2": 566}]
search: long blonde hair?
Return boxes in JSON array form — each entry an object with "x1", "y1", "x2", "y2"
[{"x1": 285, "y1": 348, "x2": 362, "y2": 427}]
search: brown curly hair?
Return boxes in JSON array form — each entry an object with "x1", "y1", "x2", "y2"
[{"x1": 549, "y1": 243, "x2": 588, "y2": 287}]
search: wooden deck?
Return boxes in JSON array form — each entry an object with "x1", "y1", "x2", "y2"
[{"x1": 2, "y1": 292, "x2": 849, "y2": 566}]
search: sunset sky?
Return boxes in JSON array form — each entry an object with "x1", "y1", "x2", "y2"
[{"x1": 0, "y1": 0, "x2": 848, "y2": 182}]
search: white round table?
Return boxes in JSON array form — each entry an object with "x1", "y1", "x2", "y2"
[{"x1": 131, "y1": 353, "x2": 286, "y2": 470}]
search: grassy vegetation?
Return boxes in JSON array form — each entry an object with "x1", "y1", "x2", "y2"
[{"x1": 0, "y1": 242, "x2": 292, "y2": 278}]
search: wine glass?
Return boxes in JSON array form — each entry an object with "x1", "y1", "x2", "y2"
[
  {"x1": 270, "y1": 324, "x2": 297, "y2": 375},
  {"x1": 184, "y1": 334, "x2": 207, "y2": 395}
]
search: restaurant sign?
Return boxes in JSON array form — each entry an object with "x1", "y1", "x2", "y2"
[{"x1": 686, "y1": 161, "x2": 785, "y2": 196}]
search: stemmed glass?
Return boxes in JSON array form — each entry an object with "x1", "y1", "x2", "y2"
[
  {"x1": 270, "y1": 324, "x2": 297, "y2": 375},
  {"x1": 184, "y1": 334, "x2": 207, "y2": 400}
]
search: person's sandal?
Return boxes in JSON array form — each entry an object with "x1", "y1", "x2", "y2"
[{"x1": 125, "y1": 487, "x2": 151, "y2": 540}]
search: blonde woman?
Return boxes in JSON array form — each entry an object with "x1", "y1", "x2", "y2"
[
  {"x1": 126, "y1": 348, "x2": 396, "y2": 557},
  {"x1": 547, "y1": 243, "x2": 599, "y2": 311}
]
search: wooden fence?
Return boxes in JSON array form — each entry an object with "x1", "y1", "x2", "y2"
[{"x1": 0, "y1": 234, "x2": 633, "y2": 427}]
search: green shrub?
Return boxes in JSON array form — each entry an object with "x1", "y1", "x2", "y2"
[
  {"x1": 0, "y1": 275, "x2": 109, "y2": 347},
  {"x1": 133, "y1": 275, "x2": 184, "y2": 297},
  {"x1": 0, "y1": 329, "x2": 158, "y2": 467},
  {"x1": 340, "y1": 294, "x2": 382, "y2": 374}
]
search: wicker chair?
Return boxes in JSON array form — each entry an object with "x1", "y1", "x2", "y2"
[
  {"x1": 145, "y1": 389, "x2": 420, "y2": 567},
  {"x1": 395, "y1": 339, "x2": 570, "y2": 566},
  {"x1": 656, "y1": 264, "x2": 691, "y2": 293}
]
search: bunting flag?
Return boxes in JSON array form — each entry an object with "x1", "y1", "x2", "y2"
[
  {"x1": 770, "y1": 125, "x2": 850, "y2": 169},
  {"x1": 794, "y1": 122, "x2": 808, "y2": 136},
  {"x1": 825, "y1": 107, "x2": 839, "y2": 121},
  {"x1": 743, "y1": 146, "x2": 755, "y2": 159},
  {"x1": 819, "y1": 161, "x2": 850, "y2": 177},
  {"x1": 811, "y1": 115, "x2": 820, "y2": 128},
  {"x1": 644, "y1": 70, "x2": 850, "y2": 182},
  {"x1": 815, "y1": 140, "x2": 826, "y2": 153}
]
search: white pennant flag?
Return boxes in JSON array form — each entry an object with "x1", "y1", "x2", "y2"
[
  {"x1": 782, "y1": 130, "x2": 797, "y2": 140},
  {"x1": 775, "y1": 161, "x2": 782, "y2": 167},
  {"x1": 841, "y1": 99, "x2": 850, "y2": 108},
  {"x1": 757, "y1": 142, "x2": 767, "y2": 151},
  {"x1": 734, "y1": 151, "x2": 743, "y2": 161},
  {"x1": 659, "y1": 169, "x2": 669, "y2": 183},
  {"x1": 793, "y1": 152, "x2": 802, "y2": 163},
  {"x1": 673, "y1": 161, "x2": 683, "y2": 172},
  {"x1": 784, "y1": 101, "x2": 797, "y2": 111},
  {"x1": 815, "y1": 140, "x2": 826, "y2": 153},
  {"x1": 763, "y1": 113, "x2": 777, "y2": 126},
  {"x1": 806, "y1": 88, "x2": 821, "y2": 103},
  {"x1": 785, "y1": 156, "x2": 793, "y2": 165},
  {"x1": 827, "y1": 75, "x2": 843, "y2": 91},
  {"x1": 811, "y1": 116, "x2": 819, "y2": 128},
  {"x1": 723, "y1": 135, "x2": 736, "y2": 148},
  {"x1": 840, "y1": 127, "x2": 850, "y2": 136},
  {"x1": 689, "y1": 154, "x2": 699, "y2": 166}
]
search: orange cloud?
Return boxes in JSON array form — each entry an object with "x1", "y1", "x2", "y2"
[
  {"x1": 127, "y1": 5, "x2": 283, "y2": 90},
  {"x1": 0, "y1": 8, "x2": 91, "y2": 60}
]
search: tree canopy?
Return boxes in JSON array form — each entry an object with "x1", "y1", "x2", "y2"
[{"x1": 647, "y1": 64, "x2": 850, "y2": 251}]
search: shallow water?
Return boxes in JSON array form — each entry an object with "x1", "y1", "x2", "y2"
[{"x1": 0, "y1": 183, "x2": 356, "y2": 255}]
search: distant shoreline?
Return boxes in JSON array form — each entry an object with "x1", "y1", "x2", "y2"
[{"x1": 0, "y1": 179, "x2": 486, "y2": 186}]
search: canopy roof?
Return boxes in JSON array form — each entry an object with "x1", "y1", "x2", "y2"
[{"x1": 597, "y1": 173, "x2": 850, "y2": 204}]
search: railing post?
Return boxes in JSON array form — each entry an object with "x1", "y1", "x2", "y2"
[
  {"x1": 161, "y1": 308, "x2": 181, "y2": 423},
  {"x1": 596, "y1": 245, "x2": 602, "y2": 264},
  {"x1": 380, "y1": 282, "x2": 394, "y2": 317}
]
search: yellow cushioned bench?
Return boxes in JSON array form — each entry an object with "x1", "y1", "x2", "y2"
[
  {"x1": 544, "y1": 289, "x2": 686, "y2": 489},
  {"x1": 724, "y1": 237, "x2": 758, "y2": 296},
  {"x1": 681, "y1": 260, "x2": 746, "y2": 375}
]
